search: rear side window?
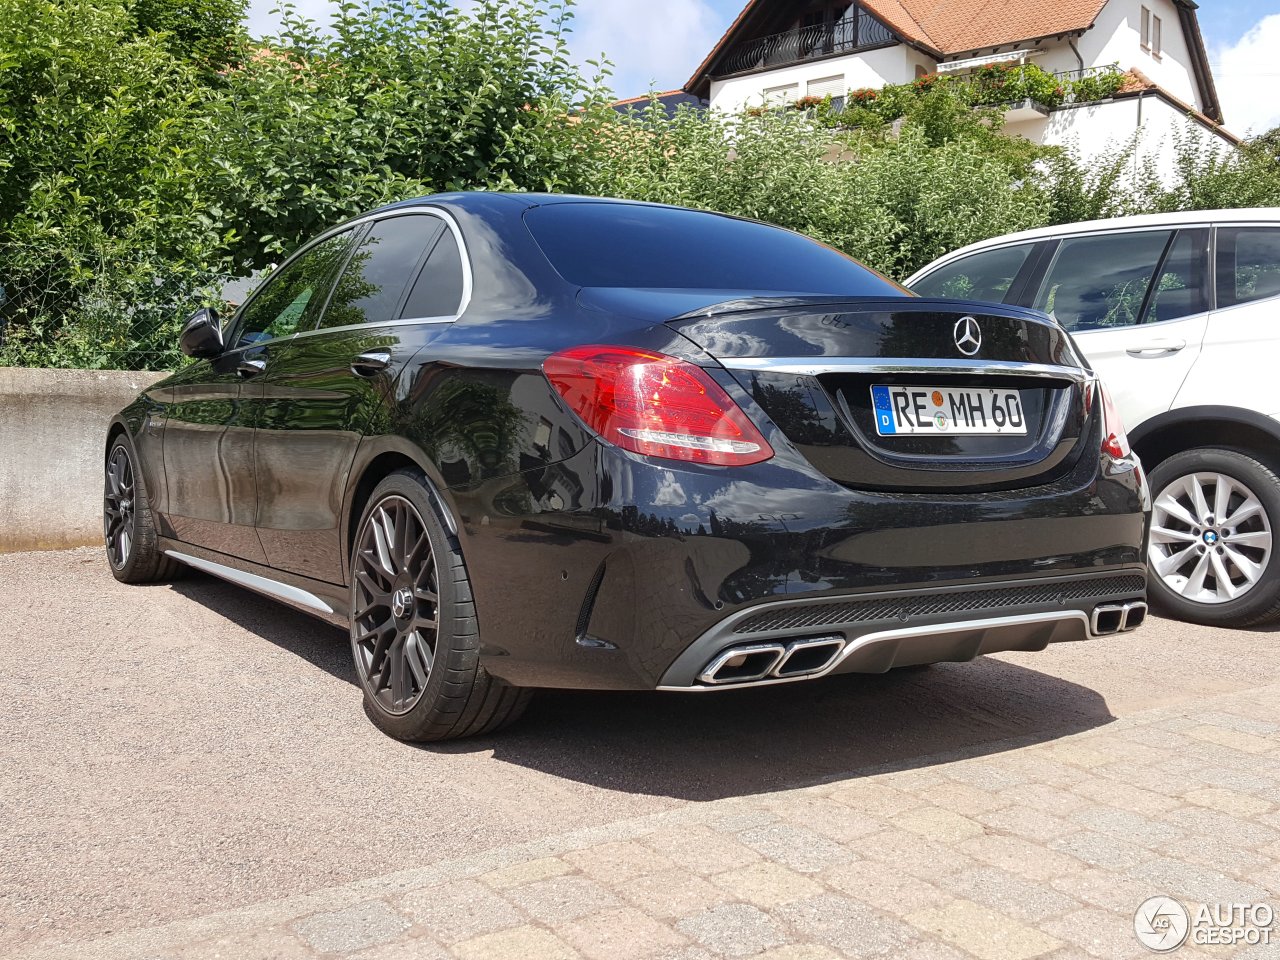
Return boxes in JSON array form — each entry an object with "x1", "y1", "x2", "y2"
[
  {"x1": 232, "y1": 230, "x2": 354, "y2": 348},
  {"x1": 400, "y1": 228, "x2": 465, "y2": 319},
  {"x1": 911, "y1": 245, "x2": 1032, "y2": 302},
  {"x1": 1217, "y1": 227, "x2": 1280, "y2": 308},
  {"x1": 524, "y1": 202, "x2": 904, "y2": 296},
  {"x1": 1141, "y1": 229, "x2": 1209, "y2": 324},
  {"x1": 1032, "y1": 231, "x2": 1172, "y2": 331},
  {"x1": 321, "y1": 214, "x2": 443, "y2": 328}
]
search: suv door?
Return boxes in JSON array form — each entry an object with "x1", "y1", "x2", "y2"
[
  {"x1": 160, "y1": 229, "x2": 353, "y2": 561},
  {"x1": 249, "y1": 211, "x2": 468, "y2": 583},
  {"x1": 1029, "y1": 227, "x2": 1211, "y2": 429},
  {"x1": 1176, "y1": 225, "x2": 1280, "y2": 415}
]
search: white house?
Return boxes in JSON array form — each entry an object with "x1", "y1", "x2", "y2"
[{"x1": 681, "y1": 0, "x2": 1239, "y2": 175}]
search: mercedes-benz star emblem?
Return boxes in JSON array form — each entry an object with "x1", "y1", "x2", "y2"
[
  {"x1": 392, "y1": 588, "x2": 412, "y2": 619},
  {"x1": 954, "y1": 316, "x2": 982, "y2": 356}
]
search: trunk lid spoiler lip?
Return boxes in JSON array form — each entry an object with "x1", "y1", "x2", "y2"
[
  {"x1": 666, "y1": 295, "x2": 1061, "y2": 330},
  {"x1": 577, "y1": 287, "x2": 1055, "y2": 329}
]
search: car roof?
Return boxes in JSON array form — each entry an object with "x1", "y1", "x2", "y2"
[
  {"x1": 372, "y1": 192, "x2": 725, "y2": 216},
  {"x1": 910, "y1": 207, "x2": 1280, "y2": 279}
]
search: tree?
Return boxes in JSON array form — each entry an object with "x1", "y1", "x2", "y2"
[
  {"x1": 130, "y1": 0, "x2": 247, "y2": 68},
  {"x1": 202, "y1": 0, "x2": 616, "y2": 268},
  {"x1": 0, "y1": 0, "x2": 225, "y2": 368}
]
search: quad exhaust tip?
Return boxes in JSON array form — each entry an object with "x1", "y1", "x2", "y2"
[
  {"x1": 1091, "y1": 600, "x2": 1147, "y2": 637},
  {"x1": 699, "y1": 636, "x2": 845, "y2": 686}
]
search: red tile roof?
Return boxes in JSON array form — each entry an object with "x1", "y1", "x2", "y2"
[{"x1": 884, "y1": 0, "x2": 1110, "y2": 53}]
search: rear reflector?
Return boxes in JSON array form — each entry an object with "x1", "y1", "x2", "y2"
[{"x1": 544, "y1": 345, "x2": 774, "y2": 467}]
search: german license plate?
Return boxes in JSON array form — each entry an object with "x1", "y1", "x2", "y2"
[{"x1": 871, "y1": 385, "x2": 1027, "y2": 436}]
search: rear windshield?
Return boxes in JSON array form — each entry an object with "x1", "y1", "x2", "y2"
[{"x1": 524, "y1": 202, "x2": 906, "y2": 295}]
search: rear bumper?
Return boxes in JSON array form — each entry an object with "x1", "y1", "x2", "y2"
[
  {"x1": 657, "y1": 572, "x2": 1148, "y2": 690},
  {"x1": 452, "y1": 436, "x2": 1149, "y2": 692}
]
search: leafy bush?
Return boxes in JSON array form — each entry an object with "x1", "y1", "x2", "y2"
[
  {"x1": 204, "y1": 0, "x2": 616, "y2": 269},
  {"x1": 0, "y1": 0, "x2": 616, "y2": 367},
  {"x1": 0, "y1": 0, "x2": 1273, "y2": 371},
  {"x1": 0, "y1": 0, "x2": 228, "y2": 369}
]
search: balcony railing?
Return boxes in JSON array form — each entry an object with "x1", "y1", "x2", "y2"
[{"x1": 715, "y1": 16, "x2": 895, "y2": 77}]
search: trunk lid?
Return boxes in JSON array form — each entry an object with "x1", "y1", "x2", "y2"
[{"x1": 659, "y1": 296, "x2": 1093, "y2": 493}]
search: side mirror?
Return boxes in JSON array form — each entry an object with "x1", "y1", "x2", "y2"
[{"x1": 179, "y1": 307, "x2": 224, "y2": 358}]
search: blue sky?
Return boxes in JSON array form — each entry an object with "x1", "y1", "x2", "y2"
[{"x1": 246, "y1": 0, "x2": 1280, "y2": 135}]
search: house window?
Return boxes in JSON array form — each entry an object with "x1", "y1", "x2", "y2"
[
  {"x1": 1140, "y1": 6, "x2": 1162, "y2": 57},
  {"x1": 763, "y1": 83, "x2": 799, "y2": 106},
  {"x1": 807, "y1": 76, "x2": 845, "y2": 99}
]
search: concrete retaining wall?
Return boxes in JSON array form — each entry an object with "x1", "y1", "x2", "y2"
[{"x1": 0, "y1": 368, "x2": 169, "y2": 552}]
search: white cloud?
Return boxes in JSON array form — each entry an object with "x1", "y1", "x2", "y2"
[
  {"x1": 1211, "y1": 14, "x2": 1280, "y2": 137},
  {"x1": 567, "y1": 0, "x2": 724, "y2": 98}
]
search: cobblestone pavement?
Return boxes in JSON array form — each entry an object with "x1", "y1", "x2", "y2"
[
  {"x1": 12, "y1": 685, "x2": 1280, "y2": 960},
  {"x1": 2, "y1": 549, "x2": 1279, "y2": 959}
]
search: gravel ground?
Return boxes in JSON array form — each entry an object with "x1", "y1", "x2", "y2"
[{"x1": 1, "y1": 546, "x2": 1277, "y2": 954}]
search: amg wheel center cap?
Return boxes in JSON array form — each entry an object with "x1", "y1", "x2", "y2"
[{"x1": 391, "y1": 588, "x2": 413, "y2": 619}]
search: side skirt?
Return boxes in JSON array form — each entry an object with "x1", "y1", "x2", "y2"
[{"x1": 159, "y1": 538, "x2": 349, "y2": 627}]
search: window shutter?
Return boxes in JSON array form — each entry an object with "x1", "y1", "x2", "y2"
[
  {"x1": 807, "y1": 75, "x2": 846, "y2": 100},
  {"x1": 763, "y1": 83, "x2": 799, "y2": 106}
]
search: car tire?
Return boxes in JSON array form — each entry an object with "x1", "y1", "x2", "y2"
[
  {"x1": 1147, "y1": 447, "x2": 1280, "y2": 628},
  {"x1": 104, "y1": 434, "x2": 183, "y2": 584},
  {"x1": 349, "y1": 469, "x2": 532, "y2": 741}
]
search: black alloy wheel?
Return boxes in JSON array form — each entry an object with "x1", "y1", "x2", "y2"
[
  {"x1": 103, "y1": 434, "x2": 181, "y2": 584},
  {"x1": 351, "y1": 494, "x2": 441, "y2": 715},
  {"x1": 349, "y1": 470, "x2": 531, "y2": 741},
  {"x1": 104, "y1": 444, "x2": 136, "y2": 570}
]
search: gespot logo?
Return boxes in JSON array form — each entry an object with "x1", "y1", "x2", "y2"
[
  {"x1": 1134, "y1": 897, "x2": 1190, "y2": 952},
  {"x1": 1135, "y1": 897, "x2": 1276, "y2": 951}
]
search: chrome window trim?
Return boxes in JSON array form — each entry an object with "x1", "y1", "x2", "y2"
[
  {"x1": 716, "y1": 357, "x2": 1088, "y2": 381},
  {"x1": 288, "y1": 316, "x2": 457, "y2": 343},
  {"x1": 222, "y1": 204, "x2": 473, "y2": 353}
]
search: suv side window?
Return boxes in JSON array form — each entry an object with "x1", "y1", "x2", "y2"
[
  {"x1": 910, "y1": 244, "x2": 1032, "y2": 302},
  {"x1": 400, "y1": 227, "x2": 465, "y2": 319},
  {"x1": 232, "y1": 229, "x2": 354, "y2": 348},
  {"x1": 1216, "y1": 227, "x2": 1280, "y2": 308},
  {"x1": 1032, "y1": 230, "x2": 1172, "y2": 331},
  {"x1": 320, "y1": 214, "x2": 444, "y2": 329},
  {"x1": 1141, "y1": 228, "x2": 1210, "y2": 324}
]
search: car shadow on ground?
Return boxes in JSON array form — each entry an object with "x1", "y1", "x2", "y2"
[
  {"x1": 172, "y1": 572, "x2": 1116, "y2": 802},
  {"x1": 170, "y1": 573, "x2": 355, "y2": 685}
]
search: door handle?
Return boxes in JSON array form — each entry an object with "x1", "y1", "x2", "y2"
[
  {"x1": 237, "y1": 358, "x2": 266, "y2": 378},
  {"x1": 1125, "y1": 339, "x2": 1186, "y2": 357},
  {"x1": 351, "y1": 351, "x2": 392, "y2": 377}
]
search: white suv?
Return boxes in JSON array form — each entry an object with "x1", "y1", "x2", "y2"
[{"x1": 908, "y1": 209, "x2": 1280, "y2": 628}]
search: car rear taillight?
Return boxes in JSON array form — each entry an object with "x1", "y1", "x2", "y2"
[
  {"x1": 1087, "y1": 380, "x2": 1131, "y2": 460},
  {"x1": 544, "y1": 345, "x2": 774, "y2": 467}
]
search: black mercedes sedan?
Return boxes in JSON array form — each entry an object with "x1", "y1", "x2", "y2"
[{"x1": 104, "y1": 193, "x2": 1150, "y2": 741}]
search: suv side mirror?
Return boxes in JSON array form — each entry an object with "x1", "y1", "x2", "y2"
[{"x1": 179, "y1": 307, "x2": 224, "y2": 358}]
